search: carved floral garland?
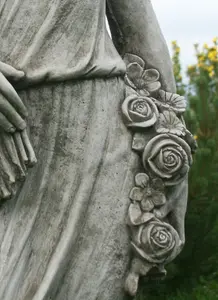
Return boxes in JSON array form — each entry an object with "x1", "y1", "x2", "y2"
[{"x1": 122, "y1": 54, "x2": 197, "y2": 296}]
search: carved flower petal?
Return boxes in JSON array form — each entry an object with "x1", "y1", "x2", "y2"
[
  {"x1": 138, "y1": 89, "x2": 150, "y2": 97},
  {"x1": 123, "y1": 53, "x2": 145, "y2": 69},
  {"x1": 156, "y1": 125, "x2": 186, "y2": 137},
  {"x1": 135, "y1": 173, "x2": 149, "y2": 188},
  {"x1": 128, "y1": 110, "x2": 149, "y2": 123},
  {"x1": 171, "y1": 95, "x2": 187, "y2": 113},
  {"x1": 151, "y1": 178, "x2": 165, "y2": 192},
  {"x1": 146, "y1": 81, "x2": 161, "y2": 93},
  {"x1": 179, "y1": 163, "x2": 190, "y2": 178},
  {"x1": 131, "y1": 242, "x2": 166, "y2": 264},
  {"x1": 152, "y1": 191, "x2": 166, "y2": 206},
  {"x1": 169, "y1": 127, "x2": 186, "y2": 136},
  {"x1": 128, "y1": 114, "x2": 158, "y2": 128},
  {"x1": 156, "y1": 127, "x2": 170, "y2": 134},
  {"x1": 148, "y1": 159, "x2": 172, "y2": 179},
  {"x1": 142, "y1": 69, "x2": 160, "y2": 82},
  {"x1": 124, "y1": 75, "x2": 137, "y2": 90},
  {"x1": 152, "y1": 99, "x2": 171, "y2": 111},
  {"x1": 121, "y1": 94, "x2": 138, "y2": 123},
  {"x1": 128, "y1": 203, "x2": 154, "y2": 226},
  {"x1": 159, "y1": 90, "x2": 187, "y2": 114},
  {"x1": 141, "y1": 199, "x2": 154, "y2": 212},
  {"x1": 126, "y1": 63, "x2": 144, "y2": 85},
  {"x1": 156, "y1": 111, "x2": 186, "y2": 136},
  {"x1": 130, "y1": 98, "x2": 152, "y2": 116},
  {"x1": 129, "y1": 187, "x2": 144, "y2": 201}
]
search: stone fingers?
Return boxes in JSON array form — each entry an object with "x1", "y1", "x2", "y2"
[
  {"x1": 0, "y1": 62, "x2": 25, "y2": 81},
  {"x1": 0, "y1": 72, "x2": 28, "y2": 117},
  {"x1": 0, "y1": 112, "x2": 16, "y2": 133},
  {"x1": 0, "y1": 94, "x2": 26, "y2": 131},
  {"x1": 20, "y1": 129, "x2": 37, "y2": 166}
]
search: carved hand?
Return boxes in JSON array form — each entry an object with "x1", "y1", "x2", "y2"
[
  {"x1": 0, "y1": 63, "x2": 36, "y2": 201},
  {"x1": 0, "y1": 62, "x2": 28, "y2": 133}
]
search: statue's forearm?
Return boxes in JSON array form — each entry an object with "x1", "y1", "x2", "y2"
[
  {"x1": 107, "y1": 0, "x2": 176, "y2": 92},
  {"x1": 107, "y1": 1, "x2": 196, "y2": 297}
]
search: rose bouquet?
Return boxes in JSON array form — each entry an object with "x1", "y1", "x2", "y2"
[{"x1": 122, "y1": 54, "x2": 196, "y2": 296}]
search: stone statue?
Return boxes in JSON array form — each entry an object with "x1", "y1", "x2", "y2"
[{"x1": 0, "y1": 1, "x2": 196, "y2": 299}]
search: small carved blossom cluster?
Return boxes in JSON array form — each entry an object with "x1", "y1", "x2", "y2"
[
  {"x1": 123, "y1": 54, "x2": 189, "y2": 137},
  {"x1": 122, "y1": 53, "x2": 194, "y2": 186},
  {"x1": 122, "y1": 54, "x2": 199, "y2": 153}
]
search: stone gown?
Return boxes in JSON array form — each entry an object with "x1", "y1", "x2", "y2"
[{"x1": 0, "y1": 0, "x2": 178, "y2": 299}]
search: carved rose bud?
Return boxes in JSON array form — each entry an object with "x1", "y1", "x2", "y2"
[
  {"x1": 132, "y1": 220, "x2": 180, "y2": 264},
  {"x1": 122, "y1": 95, "x2": 159, "y2": 128},
  {"x1": 142, "y1": 134, "x2": 192, "y2": 186}
]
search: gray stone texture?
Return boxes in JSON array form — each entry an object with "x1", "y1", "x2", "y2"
[{"x1": 0, "y1": 1, "x2": 191, "y2": 299}]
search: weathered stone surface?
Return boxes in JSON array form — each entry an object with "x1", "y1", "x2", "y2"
[{"x1": 0, "y1": 1, "x2": 194, "y2": 299}]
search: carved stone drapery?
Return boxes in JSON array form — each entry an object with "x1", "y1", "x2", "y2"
[{"x1": 122, "y1": 53, "x2": 197, "y2": 297}]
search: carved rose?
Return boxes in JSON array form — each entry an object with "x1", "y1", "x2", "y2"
[
  {"x1": 124, "y1": 53, "x2": 161, "y2": 97},
  {"x1": 142, "y1": 134, "x2": 192, "y2": 186},
  {"x1": 132, "y1": 219, "x2": 180, "y2": 264},
  {"x1": 122, "y1": 95, "x2": 159, "y2": 128}
]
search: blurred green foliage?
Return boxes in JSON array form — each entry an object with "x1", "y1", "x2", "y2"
[{"x1": 136, "y1": 38, "x2": 218, "y2": 300}]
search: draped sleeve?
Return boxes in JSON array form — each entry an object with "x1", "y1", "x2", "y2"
[{"x1": 106, "y1": 0, "x2": 176, "y2": 93}]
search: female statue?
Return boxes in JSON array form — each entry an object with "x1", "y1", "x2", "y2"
[{"x1": 0, "y1": 1, "x2": 193, "y2": 299}]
